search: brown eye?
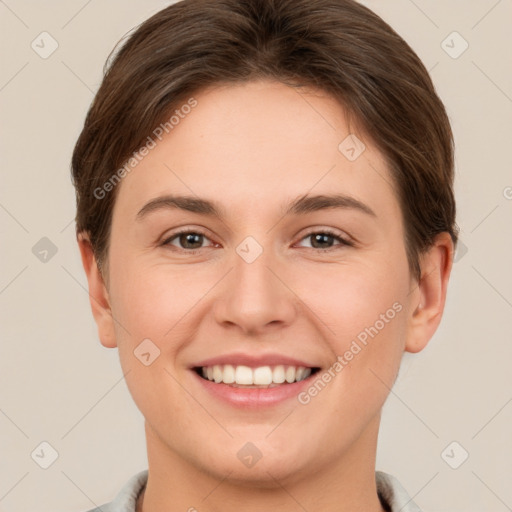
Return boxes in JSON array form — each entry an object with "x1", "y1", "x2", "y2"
[
  {"x1": 162, "y1": 230, "x2": 212, "y2": 252},
  {"x1": 297, "y1": 230, "x2": 352, "y2": 250},
  {"x1": 177, "y1": 232, "x2": 205, "y2": 249}
]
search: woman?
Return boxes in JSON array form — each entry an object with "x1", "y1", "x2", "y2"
[{"x1": 71, "y1": 0, "x2": 457, "y2": 510}]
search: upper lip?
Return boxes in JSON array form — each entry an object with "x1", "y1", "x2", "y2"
[{"x1": 191, "y1": 353, "x2": 320, "y2": 369}]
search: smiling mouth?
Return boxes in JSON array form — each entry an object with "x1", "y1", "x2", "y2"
[{"x1": 193, "y1": 364, "x2": 321, "y2": 388}]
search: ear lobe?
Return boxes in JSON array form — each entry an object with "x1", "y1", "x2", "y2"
[
  {"x1": 405, "y1": 232, "x2": 454, "y2": 354},
  {"x1": 77, "y1": 232, "x2": 117, "y2": 348}
]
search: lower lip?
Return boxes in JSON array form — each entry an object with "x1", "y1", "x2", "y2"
[{"x1": 191, "y1": 370, "x2": 316, "y2": 408}]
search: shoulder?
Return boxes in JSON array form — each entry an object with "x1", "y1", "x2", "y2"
[
  {"x1": 376, "y1": 471, "x2": 423, "y2": 512},
  {"x1": 79, "y1": 470, "x2": 148, "y2": 512}
]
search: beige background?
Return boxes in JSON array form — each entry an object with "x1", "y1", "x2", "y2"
[{"x1": 1, "y1": 1, "x2": 511, "y2": 511}]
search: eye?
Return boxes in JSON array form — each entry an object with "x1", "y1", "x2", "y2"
[
  {"x1": 296, "y1": 229, "x2": 353, "y2": 250},
  {"x1": 161, "y1": 229, "x2": 215, "y2": 253},
  {"x1": 160, "y1": 227, "x2": 353, "y2": 254}
]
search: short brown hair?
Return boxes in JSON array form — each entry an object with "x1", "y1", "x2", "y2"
[{"x1": 71, "y1": 0, "x2": 458, "y2": 280}]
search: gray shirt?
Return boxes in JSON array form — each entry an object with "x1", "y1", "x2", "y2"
[{"x1": 84, "y1": 469, "x2": 422, "y2": 512}]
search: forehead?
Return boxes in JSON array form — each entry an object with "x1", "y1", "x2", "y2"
[{"x1": 112, "y1": 80, "x2": 400, "y2": 223}]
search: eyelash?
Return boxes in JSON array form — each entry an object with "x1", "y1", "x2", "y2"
[{"x1": 160, "y1": 228, "x2": 353, "y2": 254}]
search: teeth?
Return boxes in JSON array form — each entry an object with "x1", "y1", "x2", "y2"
[
  {"x1": 199, "y1": 364, "x2": 313, "y2": 386},
  {"x1": 254, "y1": 366, "x2": 272, "y2": 385},
  {"x1": 223, "y1": 364, "x2": 235, "y2": 384},
  {"x1": 272, "y1": 365, "x2": 286, "y2": 384},
  {"x1": 235, "y1": 365, "x2": 253, "y2": 385},
  {"x1": 213, "y1": 365, "x2": 223, "y2": 383},
  {"x1": 285, "y1": 366, "x2": 296, "y2": 383}
]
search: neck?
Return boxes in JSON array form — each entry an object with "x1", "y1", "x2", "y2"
[{"x1": 139, "y1": 418, "x2": 386, "y2": 512}]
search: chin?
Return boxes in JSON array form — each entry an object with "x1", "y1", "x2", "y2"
[
  {"x1": 217, "y1": 459, "x2": 304, "y2": 489},
  {"x1": 194, "y1": 437, "x2": 314, "y2": 488}
]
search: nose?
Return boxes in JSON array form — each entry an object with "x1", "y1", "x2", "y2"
[{"x1": 212, "y1": 246, "x2": 298, "y2": 336}]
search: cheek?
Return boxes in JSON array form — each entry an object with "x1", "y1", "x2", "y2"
[
  {"x1": 108, "y1": 263, "x2": 203, "y2": 442},
  {"x1": 297, "y1": 254, "x2": 408, "y2": 336},
  {"x1": 294, "y1": 257, "x2": 409, "y2": 393},
  {"x1": 109, "y1": 260, "x2": 205, "y2": 341},
  {"x1": 107, "y1": 261, "x2": 219, "y2": 410}
]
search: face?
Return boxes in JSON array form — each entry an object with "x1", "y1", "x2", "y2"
[{"x1": 83, "y1": 79, "x2": 450, "y2": 486}]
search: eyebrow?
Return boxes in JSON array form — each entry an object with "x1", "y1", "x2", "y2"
[{"x1": 135, "y1": 192, "x2": 376, "y2": 221}]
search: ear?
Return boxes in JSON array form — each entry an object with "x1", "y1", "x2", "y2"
[
  {"x1": 77, "y1": 232, "x2": 117, "y2": 348},
  {"x1": 405, "y1": 232, "x2": 454, "y2": 353}
]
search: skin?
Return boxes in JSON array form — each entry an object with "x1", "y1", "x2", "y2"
[{"x1": 78, "y1": 79, "x2": 453, "y2": 512}]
